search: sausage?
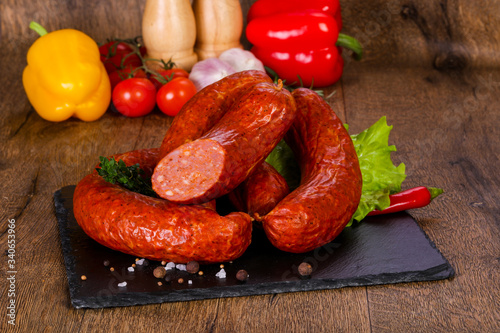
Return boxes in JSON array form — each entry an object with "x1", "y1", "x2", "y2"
[
  {"x1": 160, "y1": 70, "x2": 286, "y2": 212},
  {"x1": 228, "y1": 161, "x2": 289, "y2": 219},
  {"x1": 159, "y1": 70, "x2": 273, "y2": 159},
  {"x1": 73, "y1": 148, "x2": 252, "y2": 264},
  {"x1": 103, "y1": 149, "x2": 216, "y2": 210},
  {"x1": 262, "y1": 88, "x2": 362, "y2": 253},
  {"x1": 152, "y1": 80, "x2": 297, "y2": 204}
]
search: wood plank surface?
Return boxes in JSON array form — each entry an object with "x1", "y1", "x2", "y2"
[{"x1": 1, "y1": 0, "x2": 499, "y2": 332}]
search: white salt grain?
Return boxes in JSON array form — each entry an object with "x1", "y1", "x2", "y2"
[
  {"x1": 117, "y1": 282, "x2": 127, "y2": 287},
  {"x1": 128, "y1": 267, "x2": 134, "y2": 272},
  {"x1": 215, "y1": 268, "x2": 226, "y2": 279},
  {"x1": 176, "y1": 264, "x2": 187, "y2": 271}
]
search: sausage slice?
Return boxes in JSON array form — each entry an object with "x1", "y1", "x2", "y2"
[{"x1": 152, "y1": 81, "x2": 297, "y2": 204}]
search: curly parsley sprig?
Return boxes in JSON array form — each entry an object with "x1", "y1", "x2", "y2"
[{"x1": 96, "y1": 156, "x2": 157, "y2": 197}]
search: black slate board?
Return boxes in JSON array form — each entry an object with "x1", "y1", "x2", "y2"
[{"x1": 54, "y1": 186, "x2": 454, "y2": 309}]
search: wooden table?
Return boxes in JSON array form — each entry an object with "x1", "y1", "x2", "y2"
[{"x1": 1, "y1": 0, "x2": 499, "y2": 331}]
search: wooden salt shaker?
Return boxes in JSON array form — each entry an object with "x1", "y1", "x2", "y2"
[
  {"x1": 142, "y1": 0, "x2": 198, "y2": 71},
  {"x1": 193, "y1": 0, "x2": 243, "y2": 60}
]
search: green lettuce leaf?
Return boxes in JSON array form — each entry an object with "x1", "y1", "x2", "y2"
[
  {"x1": 349, "y1": 116, "x2": 406, "y2": 224},
  {"x1": 265, "y1": 116, "x2": 406, "y2": 225},
  {"x1": 265, "y1": 139, "x2": 301, "y2": 190}
]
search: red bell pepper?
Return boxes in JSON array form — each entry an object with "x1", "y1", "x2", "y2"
[
  {"x1": 252, "y1": 46, "x2": 345, "y2": 88},
  {"x1": 246, "y1": 12, "x2": 339, "y2": 50},
  {"x1": 246, "y1": 0, "x2": 362, "y2": 88},
  {"x1": 247, "y1": 0, "x2": 343, "y2": 31},
  {"x1": 367, "y1": 187, "x2": 444, "y2": 216}
]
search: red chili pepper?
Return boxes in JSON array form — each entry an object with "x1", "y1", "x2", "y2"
[
  {"x1": 247, "y1": 0, "x2": 343, "y2": 31},
  {"x1": 245, "y1": 2, "x2": 362, "y2": 88},
  {"x1": 367, "y1": 187, "x2": 444, "y2": 216}
]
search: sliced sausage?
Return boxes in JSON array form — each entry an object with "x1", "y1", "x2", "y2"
[
  {"x1": 152, "y1": 80, "x2": 297, "y2": 204},
  {"x1": 73, "y1": 148, "x2": 252, "y2": 263},
  {"x1": 159, "y1": 70, "x2": 272, "y2": 159}
]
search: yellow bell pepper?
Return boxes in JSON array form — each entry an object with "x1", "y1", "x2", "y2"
[{"x1": 23, "y1": 22, "x2": 111, "y2": 122}]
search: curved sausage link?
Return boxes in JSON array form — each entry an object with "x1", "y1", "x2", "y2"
[
  {"x1": 158, "y1": 70, "x2": 288, "y2": 211},
  {"x1": 152, "y1": 81, "x2": 297, "y2": 205},
  {"x1": 159, "y1": 70, "x2": 273, "y2": 159},
  {"x1": 262, "y1": 88, "x2": 362, "y2": 253},
  {"x1": 73, "y1": 148, "x2": 252, "y2": 264},
  {"x1": 228, "y1": 161, "x2": 289, "y2": 220}
]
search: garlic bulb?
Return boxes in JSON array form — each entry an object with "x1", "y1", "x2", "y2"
[
  {"x1": 188, "y1": 48, "x2": 266, "y2": 91},
  {"x1": 188, "y1": 58, "x2": 236, "y2": 91},
  {"x1": 219, "y1": 48, "x2": 265, "y2": 72}
]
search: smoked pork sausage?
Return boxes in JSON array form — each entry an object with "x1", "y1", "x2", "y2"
[
  {"x1": 159, "y1": 70, "x2": 273, "y2": 159},
  {"x1": 152, "y1": 80, "x2": 297, "y2": 205},
  {"x1": 228, "y1": 161, "x2": 289, "y2": 219},
  {"x1": 262, "y1": 88, "x2": 362, "y2": 253},
  {"x1": 158, "y1": 70, "x2": 288, "y2": 214},
  {"x1": 157, "y1": 69, "x2": 288, "y2": 213},
  {"x1": 73, "y1": 148, "x2": 252, "y2": 263}
]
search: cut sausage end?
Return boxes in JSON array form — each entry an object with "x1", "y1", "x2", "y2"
[{"x1": 152, "y1": 139, "x2": 225, "y2": 204}]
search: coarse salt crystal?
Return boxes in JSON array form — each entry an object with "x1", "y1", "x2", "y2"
[
  {"x1": 128, "y1": 267, "x2": 134, "y2": 272},
  {"x1": 188, "y1": 280, "x2": 193, "y2": 285},
  {"x1": 136, "y1": 259, "x2": 145, "y2": 265},
  {"x1": 176, "y1": 264, "x2": 187, "y2": 271},
  {"x1": 117, "y1": 282, "x2": 127, "y2": 287},
  {"x1": 165, "y1": 262, "x2": 176, "y2": 270},
  {"x1": 215, "y1": 268, "x2": 226, "y2": 279}
]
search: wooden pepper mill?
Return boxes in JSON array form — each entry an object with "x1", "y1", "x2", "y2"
[
  {"x1": 193, "y1": 0, "x2": 244, "y2": 60},
  {"x1": 142, "y1": 0, "x2": 198, "y2": 71}
]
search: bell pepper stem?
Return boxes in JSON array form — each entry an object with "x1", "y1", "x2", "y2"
[
  {"x1": 336, "y1": 33, "x2": 363, "y2": 61},
  {"x1": 29, "y1": 21, "x2": 48, "y2": 36}
]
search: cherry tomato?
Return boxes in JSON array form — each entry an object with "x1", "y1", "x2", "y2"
[
  {"x1": 99, "y1": 41, "x2": 142, "y2": 73},
  {"x1": 109, "y1": 66, "x2": 147, "y2": 90},
  {"x1": 156, "y1": 78, "x2": 197, "y2": 116},
  {"x1": 112, "y1": 78, "x2": 157, "y2": 117},
  {"x1": 139, "y1": 45, "x2": 148, "y2": 58},
  {"x1": 150, "y1": 68, "x2": 190, "y2": 90}
]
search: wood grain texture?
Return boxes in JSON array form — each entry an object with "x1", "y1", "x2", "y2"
[
  {"x1": 1, "y1": 0, "x2": 499, "y2": 332},
  {"x1": 339, "y1": 0, "x2": 500, "y2": 69},
  {"x1": 343, "y1": 64, "x2": 500, "y2": 333}
]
